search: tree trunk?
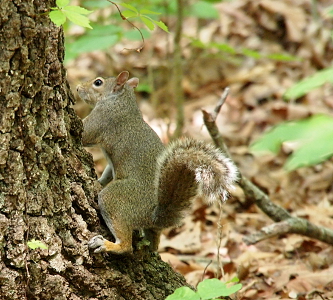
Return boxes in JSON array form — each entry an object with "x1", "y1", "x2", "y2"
[{"x1": 0, "y1": 1, "x2": 187, "y2": 299}]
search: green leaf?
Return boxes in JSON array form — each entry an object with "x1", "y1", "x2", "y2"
[
  {"x1": 153, "y1": 20, "x2": 169, "y2": 32},
  {"x1": 140, "y1": 9, "x2": 161, "y2": 15},
  {"x1": 63, "y1": 10, "x2": 92, "y2": 28},
  {"x1": 86, "y1": 23, "x2": 123, "y2": 36},
  {"x1": 191, "y1": 39, "x2": 206, "y2": 48},
  {"x1": 165, "y1": 287, "x2": 200, "y2": 300},
  {"x1": 197, "y1": 279, "x2": 226, "y2": 299},
  {"x1": 121, "y1": 10, "x2": 138, "y2": 18},
  {"x1": 285, "y1": 136, "x2": 333, "y2": 171},
  {"x1": 190, "y1": 38, "x2": 298, "y2": 61},
  {"x1": 284, "y1": 67, "x2": 333, "y2": 100},
  {"x1": 197, "y1": 278, "x2": 242, "y2": 299},
  {"x1": 227, "y1": 277, "x2": 240, "y2": 283},
  {"x1": 119, "y1": 2, "x2": 138, "y2": 13},
  {"x1": 64, "y1": 6, "x2": 93, "y2": 15},
  {"x1": 191, "y1": 1, "x2": 219, "y2": 19},
  {"x1": 251, "y1": 119, "x2": 313, "y2": 155},
  {"x1": 27, "y1": 239, "x2": 48, "y2": 250},
  {"x1": 83, "y1": 0, "x2": 112, "y2": 9},
  {"x1": 266, "y1": 53, "x2": 299, "y2": 62},
  {"x1": 211, "y1": 42, "x2": 236, "y2": 54},
  {"x1": 223, "y1": 283, "x2": 243, "y2": 295},
  {"x1": 250, "y1": 114, "x2": 333, "y2": 171},
  {"x1": 87, "y1": 24, "x2": 121, "y2": 36},
  {"x1": 241, "y1": 48, "x2": 262, "y2": 59},
  {"x1": 124, "y1": 28, "x2": 151, "y2": 41},
  {"x1": 135, "y1": 83, "x2": 152, "y2": 93},
  {"x1": 56, "y1": 0, "x2": 69, "y2": 8},
  {"x1": 140, "y1": 16, "x2": 155, "y2": 30},
  {"x1": 64, "y1": 23, "x2": 121, "y2": 61},
  {"x1": 67, "y1": 34, "x2": 119, "y2": 53},
  {"x1": 49, "y1": 10, "x2": 67, "y2": 26}
]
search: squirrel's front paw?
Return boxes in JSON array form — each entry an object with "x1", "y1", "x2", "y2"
[{"x1": 88, "y1": 235, "x2": 107, "y2": 253}]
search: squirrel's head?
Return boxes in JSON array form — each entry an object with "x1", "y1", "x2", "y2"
[{"x1": 76, "y1": 71, "x2": 139, "y2": 107}]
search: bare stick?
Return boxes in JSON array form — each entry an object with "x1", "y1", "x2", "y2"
[
  {"x1": 202, "y1": 90, "x2": 333, "y2": 246},
  {"x1": 212, "y1": 87, "x2": 230, "y2": 121},
  {"x1": 243, "y1": 218, "x2": 333, "y2": 245},
  {"x1": 201, "y1": 88, "x2": 230, "y2": 156}
]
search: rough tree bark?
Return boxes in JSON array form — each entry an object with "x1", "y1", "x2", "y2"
[{"x1": 0, "y1": 1, "x2": 187, "y2": 299}]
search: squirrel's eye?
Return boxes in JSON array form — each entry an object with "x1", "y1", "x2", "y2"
[{"x1": 93, "y1": 79, "x2": 103, "y2": 87}]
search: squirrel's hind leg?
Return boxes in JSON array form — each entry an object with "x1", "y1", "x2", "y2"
[
  {"x1": 89, "y1": 191, "x2": 133, "y2": 254},
  {"x1": 88, "y1": 218, "x2": 133, "y2": 254},
  {"x1": 88, "y1": 234, "x2": 133, "y2": 254}
]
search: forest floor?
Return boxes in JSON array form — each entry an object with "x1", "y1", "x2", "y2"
[{"x1": 67, "y1": 0, "x2": 333, "y2": 299}]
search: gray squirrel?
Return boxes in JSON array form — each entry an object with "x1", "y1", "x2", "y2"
[{"x1": 77, "y1": 71, "x2": 238, "y2": 254}]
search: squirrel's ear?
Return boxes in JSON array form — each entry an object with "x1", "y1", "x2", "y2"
[
  {"x1": 115, "y1": 71, "x2": 130, "y2": 90},
  {"x1": 127, "y1": 77, "x2": 139, "y2": 89}
]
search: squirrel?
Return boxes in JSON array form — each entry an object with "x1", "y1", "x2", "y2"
[{"x1": 76, "y1": 71, "x2": 238, "y2": 254}]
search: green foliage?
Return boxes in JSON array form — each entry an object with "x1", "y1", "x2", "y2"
[
  {"x1": 123, "y1": 28, "x2": 151, "y2": 41},
  {"x1": 284, "y1": 67, "x2": 333, "y2": 100},
  {"x1": 166, "y1": 278, "x2": 242, "y2": 300},
  {"x1": 60, "y1": 1, "x2": 169, "y2": 61},
  {"x1": 190, "y1": 38, "x2": 299, "y2": 61},
  {"x1": 27, "y1": 239, "x2": 48, "y2": 250},
  {"x1": 191, "y1": 1, "x2": 219, "y2": 19},
  {"x1": 49, "y1": 0, "x2": 93, "y2": 28},
  {"x1": 65, "y1": 24, "x2": 121, "y2": 61},
  {"x1": 135, "y1": 82, "x2": 152, "y2": 93},
  {"x1": 284, "y1": 7, "x2": 333, "y2": 100},
  {"x1": 167, "y1": 287, "x2": 200, "y2": 300},
  {"x1": 83, "y1": 0, "x2": 112, "y2": 9},
  {"x1": 58, "y1": 0, "x2": 301, "y2": 64},
  {"x1": 250, "y1": 114, "x2": 333, "y2": 171},
  {"x1": 121, "y1": 0, "x2": 219, "y2": 19},
  {"x1": 119, "y1": 2, "x2": 169, "y2": 32},
  {"x1": 252, "y1": 8, "x2": 333, "y2": 171}
]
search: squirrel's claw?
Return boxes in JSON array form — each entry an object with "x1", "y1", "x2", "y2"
[{"x1": 88, "y1": 235, "x2": 107, "y2": 253}]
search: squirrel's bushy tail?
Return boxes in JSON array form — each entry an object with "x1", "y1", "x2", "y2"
[{"x1": 152, "y1": 138, "x2": 238, "y2": 228}]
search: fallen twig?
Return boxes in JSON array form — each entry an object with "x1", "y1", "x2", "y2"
[{"x1": 202, "y1": 88, "x2": 333, "y2": 245}]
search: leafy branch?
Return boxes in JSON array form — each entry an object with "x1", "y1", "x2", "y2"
[
  {"x1": 49, "y1": 0, "x2": 93, "y2": 28},
  {"x1": 49, "y1": 0, "x2": 169, "y2": 53},
  {"x1": 119, "y1": 3, "x2": 169, "y2": 32},
  {"x1": 106, "y1": 1, "x2": 169, "y2": 52}
]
